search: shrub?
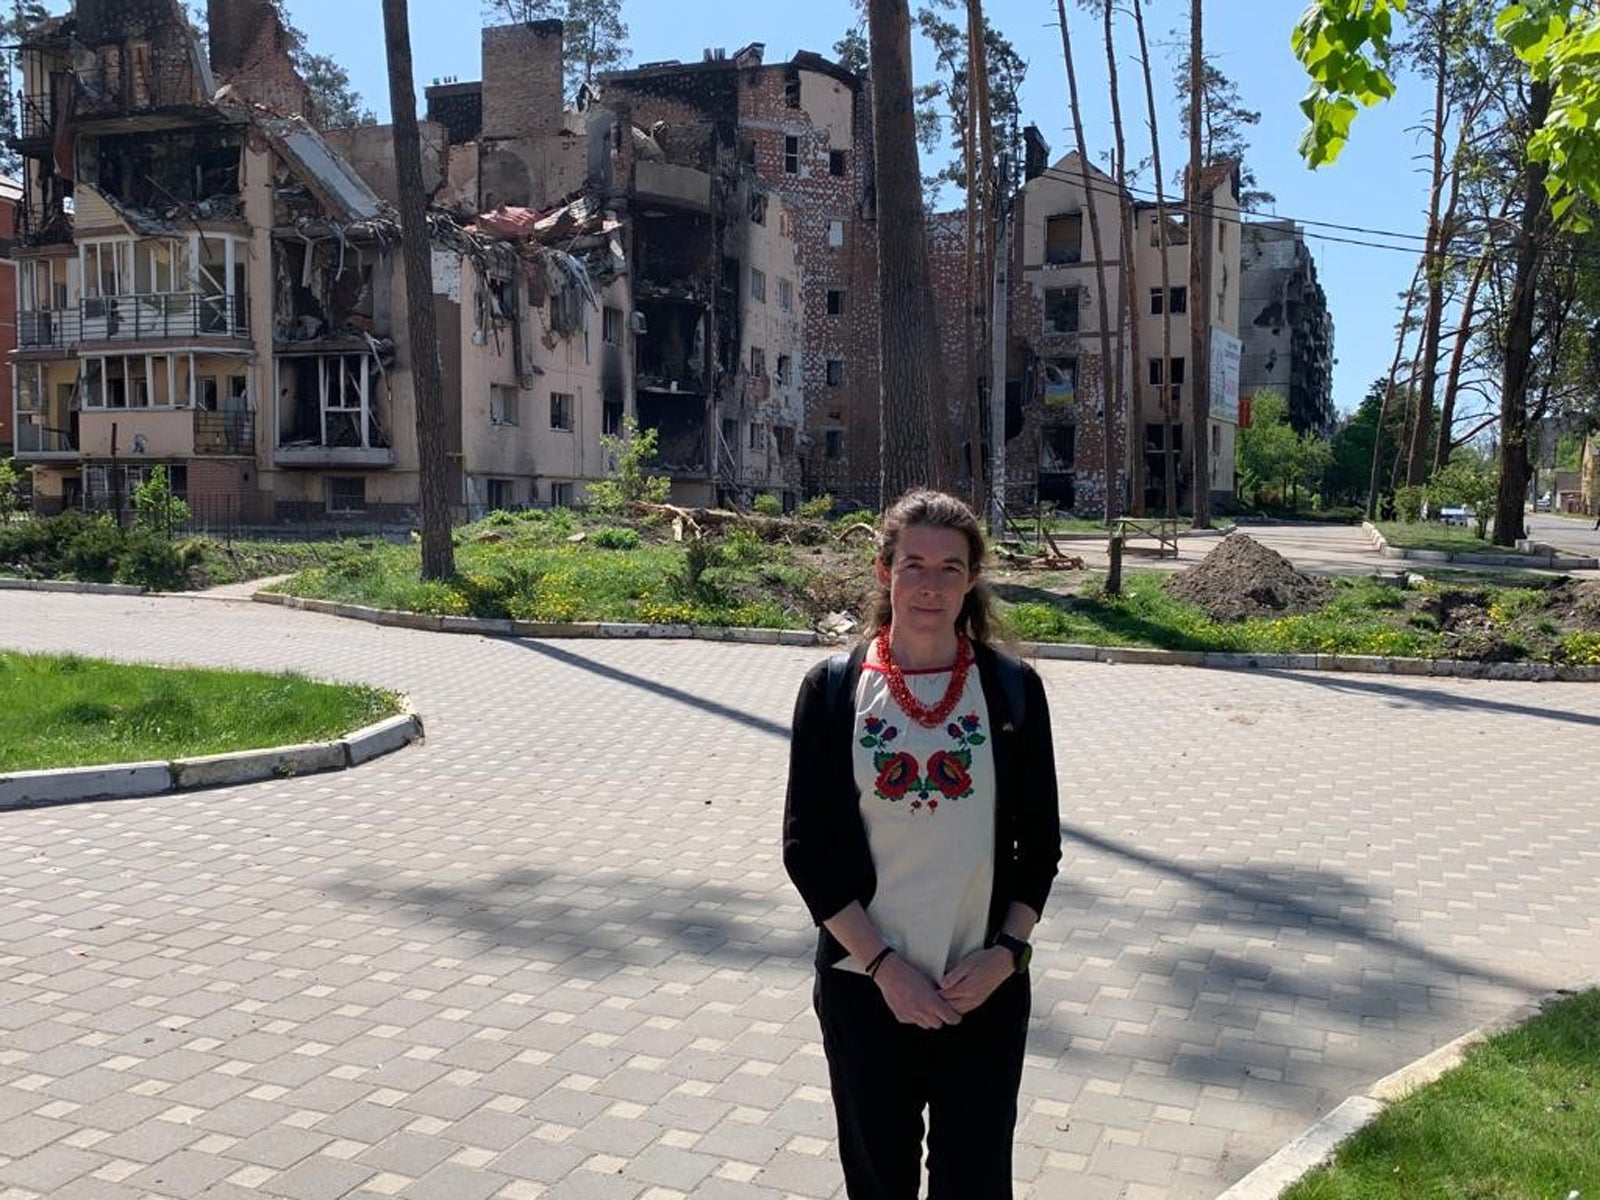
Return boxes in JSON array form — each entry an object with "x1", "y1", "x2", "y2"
[
  {"x1": 1393, "y1": 485, "x2": 1426, "y2": 523},
  {"x1": 752, "y1": 492, "x2": 783, "y2": 517},
  {"x1": 591, "y1": 527, "x2": 640, "y2": 550},
  {"x1": 590, "y1": 417, "x2": 671, "y2": 513},
  {"x1": 799, "y1": 493, "x2": 836, "y2": 521},
  {"x1": 65, "y1": 516, "x2": 125, "y2": 582},
  {"x1": 838, "y1": 509, "x2": 876, "y2": 529},
  {"x1": 0, "y1": 459, "x2": 22, "y2": 521},
  {"x1": 131, "y1": 466, "x2": 190, "y2": 537},
  {"x1": 114, "y1": 531, "x2": 194, "y2": 591}
]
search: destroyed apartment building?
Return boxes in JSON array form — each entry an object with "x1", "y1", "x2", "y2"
[
  {"x1": 8, "y1": 1, "x2": 633, "y2": 521},
  {"x1": 10, "y1": 1, "x2": 978, "y2": 521}
]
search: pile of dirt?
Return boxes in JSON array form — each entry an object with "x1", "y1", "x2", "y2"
[
  {"x1": 1165, "y1": 532, "x2": 1332, "y2": 622},
  {"x1": 1542, "y1": 578, "x2": 1600, "y2": 631}
]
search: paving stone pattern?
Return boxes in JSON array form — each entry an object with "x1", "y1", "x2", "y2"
[{"x1": 2, "y1": 592, "x2": 1599, "y2": 1199}]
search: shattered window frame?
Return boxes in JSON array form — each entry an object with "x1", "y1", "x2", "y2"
[
  {"x1": 825, "y1": 359, "x2": 844, "y2": 387},
  {"x1": 325, "y1": 476, "x2": 367, "y2": 514},
  {"x1": 749, "y1": 347, "x2": 766, "y2": 377},
  {"x1": 1043, "y1": 286, "x2": 1080, "y2": 334},
  {"x1": 824, "y1": 429, "x2": 844, "y2": 458},
  {"x1": 829, "y1": 150, "x2": 848, "y2": 177},
  {"x1": 778, "y1": 277, "x2": 794, "y2": 312},
  {"x1": 550, "y1": 391, "x2": 575, "y2": 432},
  {"x1": 826, "y1": 289, "x2": 845, "y2": 316},
  {"x1": 776, "y1": 354, "x2": 792, "y2": 385},
  {"x1": 602, "y1": 306, "x2": 623, "y2": 346},
  {"x1": 750, "y1": 268, "x2": 766, "y2": 304},
  {"x1": 490, "y1": 384, "x2": 520, "y2": 427}
]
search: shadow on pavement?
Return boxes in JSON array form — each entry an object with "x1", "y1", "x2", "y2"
[
  {"x1": 1026, "y1": 825, "x2": 1545, "y2": 1095},
  {"x1": 1260, "y1": 669, "x2": 1600, "y2": 729},
  {"x1": 508, "y1": 636, "x2": 793, "y2": 741},
  {"x1": 325, "y1": 864, "x2": 813, "y2": 976}
]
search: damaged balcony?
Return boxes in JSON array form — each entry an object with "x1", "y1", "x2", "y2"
[
  {"x1": 12, "y1": 363, "x2": 80, "y2": 461},
  {"x1": 637, "y1": 395, "x2": 709, "y2": 479},
  {"x1": 274, "y1": 350, "x2": 398, "y2": 468}
]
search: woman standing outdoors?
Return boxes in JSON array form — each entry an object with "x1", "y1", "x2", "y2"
[{"x1": 783, "y1": 489, "x2": 1062, "y2": 1199}]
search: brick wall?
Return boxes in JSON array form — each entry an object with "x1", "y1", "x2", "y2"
[{"x1": 482, "y1": 21, "x2": 564, "y2": 141}]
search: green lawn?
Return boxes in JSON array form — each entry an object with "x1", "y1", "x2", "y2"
[
  {"x1": 1375, "y1": 522, "x2": 1520, "y2": 555},
  {"x1": 998, "y1": 571, "x2": 1439, "y2": 658},
  {"x1": 270, "y1": 508, "x2": 821, "y2": 629},
  {"x1": 0, "y1": 652, "x2": 399, "y2": 771},
  {"x1": 1282, "y1": 989, "x2": 1600, "y2": 1200}
]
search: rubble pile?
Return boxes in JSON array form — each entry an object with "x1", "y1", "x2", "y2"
[
  {"x1": 1542, "y1": 578, "x2": 1600, "y2": 631},
  {"x1": 1165, "y1": 533, "x2": 1332, "y2": 622}
]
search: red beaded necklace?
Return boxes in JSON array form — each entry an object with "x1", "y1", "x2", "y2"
[{"x1": 875, "y1": 628, "x2": 973, "y2": 728}]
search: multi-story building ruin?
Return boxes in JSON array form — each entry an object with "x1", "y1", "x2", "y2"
[
  {"x1": 1240, "y1": 219, "x2": 1335, "y2": 438},
  {"x1": 1005, "y1": 144, "x2": 1242, "y2": 514}
]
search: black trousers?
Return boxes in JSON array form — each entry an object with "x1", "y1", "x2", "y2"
[{"x1": 814, "y1": 966, "x2": 1031, "y2": 1200}]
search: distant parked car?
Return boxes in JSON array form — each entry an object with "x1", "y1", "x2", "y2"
[
  {"x1": 1439, "y1": 505, "x2": 1473, "y2": 526},
  {"x1": 1534, "y1": 492, "x2": 1552, "y2": 511}
]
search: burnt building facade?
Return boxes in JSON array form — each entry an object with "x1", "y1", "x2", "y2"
[{"x1": 1240, "y1": 220, "x2": 1335, "y2": 438}]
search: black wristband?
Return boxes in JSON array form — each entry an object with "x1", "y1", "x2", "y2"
[{"x1": 864, "y1": 947, "x2": 894, "y2": 978}]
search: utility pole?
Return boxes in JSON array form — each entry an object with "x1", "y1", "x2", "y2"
[{"x1": 381, "y1": 0, "x2": 455, "y2": 579}]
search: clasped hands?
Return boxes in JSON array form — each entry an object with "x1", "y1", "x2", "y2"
[{"x1": 873, "y1": 945, "x2": 1012, "y2": 1029}]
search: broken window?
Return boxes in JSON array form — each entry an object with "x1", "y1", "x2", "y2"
[
  {"x1": 1045, "y1": 213, "x2": 1082, "y2": 265},
  {"x1": 551, "y1": 482, "x2": 574, "y2": 508},
  {"x1": 722, "y1": 417, "x2": 738, "y2": 448},
  {"x1": 277, "y1": 352, "x2": 390, "y2": 450},
  {"x1": 550, "y1": 392, "x2": 574, "y2": 431},
  {"x1": 1042, "y1": 358, "x2": 1076, "y2": 406},
  {"x1": 776, "y1": 354, "x2": 792, "y2": 385},
  {"x1": 827, "y1": 289, "x2": 845, "y2": 316},
  {"x1": 491, "y1": 384, "x2": 519, "y2": 426},
  {"x1": 749, "y1": 191, "x2": 768, "y2": 225},
  {"x1": 778, "y1": 278, "x2": 793, "y2": 312},
  {"x1": 776, "y1": 425, "x2": 795, "y2": 457},
  {"x1": 830, "y1": 150, "x2": 848, "y2": 177},
  {"x1": 784, "y1": 71, "x2": 802, "y2": 109},
  {"x1": 1151, "y1": 286, "x2": 1187, "y2": 315},
  {"x1": 749, "y1": 422, "x2": 768, "y2": 451},
  {"x1": 326, "y1": 477, "x2": 366, "y2": 514},
  {"x1": 824, "y1": 429, "x2": 844, "y2": 458},
  {"x1": 603, "y1": 400, "x2": 623, "y2": 436},
  {"x1": 1148, "y1": 357, "x2": 1186, "y2": 386},
  {"x1": 603, "y1": 306, "x2": 623, "y2": 346},
  {"x1": 486, "y1": 478, "x2": 516, "y2": 512},
  {"x1": 749, "y1": 347, "x2": 765, "y2": 377},
  {"x1": 1041, "y1": 424, "x2": 1076, "y2": 472},
  {"x1": 750, "y1": 268, "x2": 766, "y2": 303},
  {"x1": 826, "y1": 359, "x2": 844, "y2": 387},
  {"x1": 1044, "y1": 287, "x2": 1079, "y2": 334},
  {"x1": 784, "y1": 136, "x2": 801, "y2": 174}
]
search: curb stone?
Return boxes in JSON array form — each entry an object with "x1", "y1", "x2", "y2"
[
  {"x1": 1361, "y1": 521, "x2": 1599, "y2": 571},
  {"x1": 1215, "y1": 984, "x2": 1593, "y2": 1200},
  {"x1": 0, "y1": 711, "x2": 423, "y2": 810},
  {"x1": 249, "y1": 592, "x2": 1600, "y2": 682},
  {"x1": 0, "y1": 577, "x2": 145, "y2": 596}
]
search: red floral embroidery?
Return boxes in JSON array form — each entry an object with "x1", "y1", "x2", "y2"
[
  {"x1": 874, "y1": 752, "x2": 918, "y2": 800},
  {"x1": 926, "y1": 750, "x2": 974, "y2": 799}
]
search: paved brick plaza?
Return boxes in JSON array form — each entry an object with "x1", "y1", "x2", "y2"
[{"x1": 2, "y1": 591, "x2": 1599, "y2": 1199}]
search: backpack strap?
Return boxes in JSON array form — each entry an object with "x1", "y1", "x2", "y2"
[{"x1": 993, "y1": 650, "x2": 1027, "y2": 730}]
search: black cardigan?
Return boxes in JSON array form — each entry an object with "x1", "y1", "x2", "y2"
[{"x1": 782, "y1": 640, "x2": 1063, "y2": 971}]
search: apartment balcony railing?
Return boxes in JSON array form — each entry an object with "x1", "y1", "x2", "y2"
[
  {"x1": 193, "y1": 411, "x2": 255, "y2": 456},
  {"x1": 13, "y1": 418, "x2": 78, "y2": 458},
  {"x1": 17, "y1": 294, "x2": 249, "y2": 349},
  {"x1": 17, "y1": 95, "x2": 53, "y2": 142}
]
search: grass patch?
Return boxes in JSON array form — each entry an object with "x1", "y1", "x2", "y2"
[
  {"x1": 997, "y1": 572, "x2": 1439, "y2": 658},
  {"x1": 0, "y1": 652, "x2": 399, "y2": 771},
  {"x1": 1282, "y1": 989, "x2": 1600, "y2": 1200},
  {"x1": 270, "y1": 509, "x2": 826, "y2": 630},
  {"x1": 1375, "y1": 522, "x2": 1521, "y2": 555}
]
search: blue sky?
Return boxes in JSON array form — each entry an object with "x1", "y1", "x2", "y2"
[{"x1": 281, "y1": 0, "x2": 1437, "y2": 419}]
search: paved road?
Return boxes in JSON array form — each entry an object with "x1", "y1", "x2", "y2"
[
  {"x1": 3, "y1": 593, "x2": 1600, "y2": 1200},
  {"x1": 1527, "y1": 512, "x2": 1600, "y2": 559}
]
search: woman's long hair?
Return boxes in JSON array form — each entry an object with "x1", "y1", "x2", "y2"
[{"x1": 862, "y1": 489, "x2": 1001, "y2": 647}]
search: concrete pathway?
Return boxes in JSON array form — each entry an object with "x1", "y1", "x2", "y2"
[{"x1": 3, "y1": 592, "x2": 1599, "y2": 1199}]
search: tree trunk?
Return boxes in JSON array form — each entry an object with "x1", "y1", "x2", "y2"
[
  {"x1": 381, "y1": 0, "x2": 455, "y2": 580},
  {"x1": 1054, "y1": 0, "x2": 1119, "y2": 524},
  {"x1": 1404, "y1": 29, "x2": 1450, "y2": 487},
  {"x1": 1131, "y1": 0, "x2": 1176, "y2": 520},
  {"x1": 965, "y1": 0, "x2": 995, "y2": 516},
  {"x1": 1367, "y1": 259, "x2": 1423, "y2": 517},
  {"x1": 1494, "y1": 80, "x2": 1552, "y2": 547},
  {"x1": 1187, "y1": 0, "x2": 1210, "y2": 528},
  {"x1": 1431, "y1": 235, "x2": 1493, "y2": 473},
  {"x1": 869, "y1": 0, "x2": 944, "y2": 506},
  {"x1": 1103, "y1": 0, "x2": 1139, "y2": 516}
]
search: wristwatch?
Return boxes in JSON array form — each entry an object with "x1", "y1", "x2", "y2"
[{"x1": 991, "y1": 932, "x2": 1032, "y2": 975}]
